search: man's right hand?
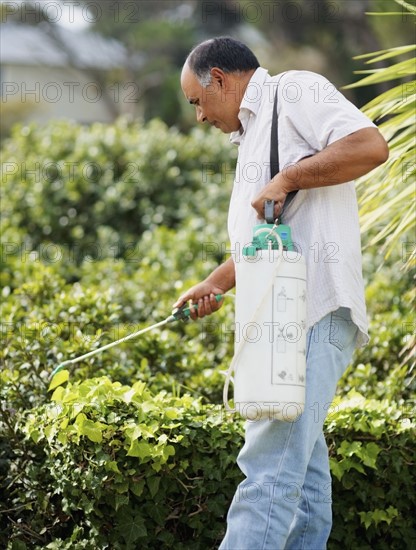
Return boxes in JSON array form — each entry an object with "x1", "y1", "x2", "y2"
[
  {"x1": 172, "y1": 282, "x2": 226, "y2": 320},
  {"x1": 173, "y1": 257, "x2": 236, "y2": 321}
]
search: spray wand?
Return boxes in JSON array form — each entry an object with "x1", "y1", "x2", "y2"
[{"x1": 51, "y1": 294, "x2": 228, "y2": 378}]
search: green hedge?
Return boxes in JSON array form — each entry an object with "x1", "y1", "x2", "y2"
[
  {"x1": 326, "y1": 392, "x2": 415, "y2": 548},
  {"x1": 1, "y1": 375, "x2": 414, "y2": 549},
  {"x1": 0, "y1": 230, "x2": 234, "y2": 413},
  {"x1": 1, "y1": 263, "x2": 414, "y2": 549},
  {"x1": 16, "y1": 377, "x2": 243, "y2": 549},
  {"x1": 1, "y1": 118, "x2": 234, "y2": 265}
]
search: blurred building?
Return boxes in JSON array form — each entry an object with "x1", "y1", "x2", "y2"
[{"x1": 0, "y1": 23, "x2": 142, "y2": 126}]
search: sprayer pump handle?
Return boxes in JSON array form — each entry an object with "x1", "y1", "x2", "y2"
[{"x1": 264, "y1": 199, "x2": 277, "y2": 224}]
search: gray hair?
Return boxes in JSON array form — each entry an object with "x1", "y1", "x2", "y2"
[{"x1": 186, "y1": 37, "x2": 260, "y2": 88}]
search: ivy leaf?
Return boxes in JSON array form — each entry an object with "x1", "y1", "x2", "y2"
[
  {"x1": 115, "y1": 493, "x2": 130, "y2": 511},
  {"x1": 48, "y1": 369, "x2": 69, "y2": 391},
  {"x1": 127, "y1": 440, "x2": 152, "y2": 459},
  {"x1": 106, "y1": 461, "x2": 121, "y2": 474},
  {"x1": 117, "y1": 511, "x2": 147, "y2": 544},
  {"x1": 75, "y1": 413, "x2": 103, "y2": 443},
  {"x1": 130, "y1": 479, "x2": 145, "y2": 497},
  {"x1": 337, "y1": 440, "x2": 362, "y2": 458},
  {"x1": 362, "y1": 442, "x2": 382, "y2": 469},
  {"x1": 147, "y1": 475, "x2": 160, "y2": 498}
]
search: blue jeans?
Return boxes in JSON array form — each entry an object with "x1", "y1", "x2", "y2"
[{"x1": 219, "y1": 307, "x2": 358, "y2": 550}]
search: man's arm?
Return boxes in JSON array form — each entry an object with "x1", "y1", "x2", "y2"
[
  {"x1": 172, "y1": 257, "x2": 235, "y2": 320},
  {"x1": 251, "y1": 127, "x2": 389, "y2": 219}
]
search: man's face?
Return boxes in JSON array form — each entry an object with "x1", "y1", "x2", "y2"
[{"x1": 180, "y1": 64, "x2": 241, "y2": 134}]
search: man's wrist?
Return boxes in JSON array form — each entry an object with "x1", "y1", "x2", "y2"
[
  {"x1": 277, "y1": 167, "x2": 300, "y2": 193},
  {"x1": 205, "y1": 258, "x2": 235, "y2": 292}
]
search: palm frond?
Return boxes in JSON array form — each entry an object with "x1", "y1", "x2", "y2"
[
  {"x1": 347, "y1": 58, "x2": 415, "y2": 87},
  {"x1": 347, "y1": 1, "x2": 415, "y2": 273}
]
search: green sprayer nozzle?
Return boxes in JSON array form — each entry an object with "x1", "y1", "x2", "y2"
[{"x1": 51, "y1": 360, "x2": 74, "y2": 378}]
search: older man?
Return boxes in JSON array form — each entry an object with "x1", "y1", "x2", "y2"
[{"x1": 174, "y1": 37, "x2": 388, "y2": 549}]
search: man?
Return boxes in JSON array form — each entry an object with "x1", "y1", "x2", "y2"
[{"x1": 174, "y1": 37, "x2": 388, "y2": 549}]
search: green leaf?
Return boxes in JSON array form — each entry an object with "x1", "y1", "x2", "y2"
[
  {"x1": 348, "y1": 59, "x2": 414, "y2": 87},
  {"x1": 75, "y1": 413, "x2": 104, "y2": 443},
  {"x1": 359, "y1": 506, "x2": 400, "y2": 529},
  {"x1": 329, "y1": 458, "x2": 344, "y2": 482},
  {"x1": 165, "y1": 408, "x2": 179, "y2": 419},
  {"x1": 51, "y1": 385, "x2": 65, "y2": 402},
  {"x1": 130, "y1": 479, "x2": 145, "y2": 497},
  {"x1": 48, "y1": 369, "x2": 69, "y2": 391},
  {"x1": 361, "y1": 442, "x2": 382, "y2": 469},
  {"x1": 147, "y1": 475, "x2": 161, "y2": 498},
  {"x1": 337, "y1": 440, "x2": 363, "y2": 458},
  {"x1": 353, "y1": 44, "x2": 415, "y2": 63},
  {"x1": 162, "y1": 445, "x2": 175, "y2": 460},
  {"x1": 127, "y1": 440, "x2": 152, "y2": 459},
  {"x1": 117, "y1": 511, "x2": 147, "y2": 544},
  {"x1": 106, "y1": 461, "x2": 121, "y2": 474},
  {"x1": 115, "y1": 493, "x2": 130, "y2": 511}
]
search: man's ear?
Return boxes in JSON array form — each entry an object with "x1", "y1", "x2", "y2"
[{"x1": 210, "y1": 67, "x2": 226, "y2": 88}]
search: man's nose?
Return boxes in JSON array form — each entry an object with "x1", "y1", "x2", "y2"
[{"x1": 196, "y1": 106, "x2": 207, "y2": 124}]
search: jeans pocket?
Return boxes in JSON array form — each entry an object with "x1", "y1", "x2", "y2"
[{"x1": 328, "y1": 307, "x2": 358, "y2": 351}]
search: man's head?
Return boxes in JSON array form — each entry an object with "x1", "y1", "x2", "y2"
[{"x1": 181, "y1": 37, "x2": 260, "y2": 133}]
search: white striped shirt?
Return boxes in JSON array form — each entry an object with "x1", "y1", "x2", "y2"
[{"x1": 228, "y1": 68, "x2": 376, "y2": 347}]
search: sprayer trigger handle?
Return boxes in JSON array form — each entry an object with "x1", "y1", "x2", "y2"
[
  {"x1": 171, "y1": 294, "x2": 223, "y2": 321},
  {"x1": 171, "y1": 303, "x2": 192, "y2": 321}
]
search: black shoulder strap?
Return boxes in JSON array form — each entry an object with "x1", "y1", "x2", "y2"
[
  {"x1": 270, "y1": 88, "x2": 280, "y2": 180},
  {"x1": 270, "y1": 83, "x2": 297, "y2": 223}
]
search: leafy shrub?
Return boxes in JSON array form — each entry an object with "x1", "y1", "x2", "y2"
[
  {"x1": 0, "y1": 222, "x2": 234, "y2": 416},
  {"x1": 1, "y1": 118, "x2": 235, "y2": 264},
  {"x1": 0, "y1": 239, "x2": 236, "y2": 547},
  {"x1": 327, "y1": 391, "x2": 415, "y2": 549},
  {"x1": 8, "y1": 377, "x2": 243, "y2": 549},
  {"x1": 341, "y1": 248, "x2": 415, "y2": 402},
  {"x1": 1, "y1": 376, "x2": 414, "y2": 549}
]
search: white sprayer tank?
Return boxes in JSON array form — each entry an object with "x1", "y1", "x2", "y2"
[{"x1": 227, "y1": 244, "x2": 307, "y2": 422}]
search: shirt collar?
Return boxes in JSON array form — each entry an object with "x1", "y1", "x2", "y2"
[{"x1": 230, "y1": 67, "x2": 269, "y2": 145}]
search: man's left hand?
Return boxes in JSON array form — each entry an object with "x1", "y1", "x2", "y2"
[{"x1": 251, "y1": 175, "x2": 290, "y2": 220}]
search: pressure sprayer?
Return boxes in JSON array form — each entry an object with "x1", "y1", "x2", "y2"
[
  {"x1": 223, "y1": 199, "x2": 307, "y2": 422},
  {"x1": 52, "y1": 200, "x2": 306, "y2": 424}
]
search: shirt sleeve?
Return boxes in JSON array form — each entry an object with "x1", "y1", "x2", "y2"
[{"x1": 277, "y1": 70, "x2": 376, "y2": 151}]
